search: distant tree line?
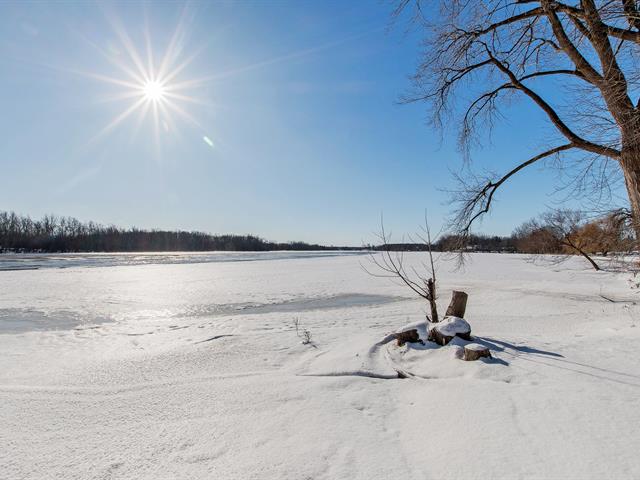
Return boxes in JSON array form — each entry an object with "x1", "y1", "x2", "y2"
[
  {"x1": 369, "y1": 210, "x2": 634, "y2": 263},
  {"x1": 0, "y1": 211, "x2": 360, "y2": 253},
  {"x1": 2, "y1": 209, "x2": 633, "y2": 257},
  {"x1": 368, "y1": 234, "x2": 518, "y2": 253},
  {"x1": 435, "y1": 234, "x2": 517, "y2": 253}
]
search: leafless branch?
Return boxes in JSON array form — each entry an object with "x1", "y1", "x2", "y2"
[
  {"x1": 452, "y1": 144, "x2": 574, "y2": 235},
  {"x1": 363, "y1": 214, "x2": 440, "y2": 322},
  {"x1": 396, "y1": 0, "x2": 640, "y2": 240}
]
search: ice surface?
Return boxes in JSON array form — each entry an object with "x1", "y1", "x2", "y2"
[
  {"x1": 0, "y1": 252, "x2": 396, "y2": 333},
  {"x1": 0, "y1": 307, "x2": 112, "y2": 333},
  {"x1": 1, "y1": 252, "x2": 639, "y2": 479},
  {"x1": 0, "y1": 293, "x2": 400, "y2": 333},
  {"x1": 0, "y1": 250, "x2": 366, "y2": 271}
]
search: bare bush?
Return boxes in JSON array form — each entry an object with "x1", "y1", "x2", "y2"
[
  {"x1": 363, "y1": 215, "x2": 440, "y2": 322},
  {"x1": 293, "y1": 317, "x2": 312, "y2": 345}
]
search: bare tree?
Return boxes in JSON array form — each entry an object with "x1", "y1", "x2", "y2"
[
  {"x1": 570, "y1": 209, "x2": 634, "y2": 253},
  {"x1": 542, "y1": 209, "x2": 603, "y2": 269},
  {"x1": 397, "y1": 1, "x2": 640, "y2": 241},
  {"x1": 513, "y1": 218, "x2": 563, "y2": 253},
  {"x1": 363, "y1": 216, "x2": 440, "y2": 322},
  {"x1": 515, "y1": 209, "x2": 604, "y2": 268}
]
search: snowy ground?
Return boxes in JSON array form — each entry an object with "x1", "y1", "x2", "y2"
[{"x1": 1, "y1": 252, "x2": 639, "y2": 479}]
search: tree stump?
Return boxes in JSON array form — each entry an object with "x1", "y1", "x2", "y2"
[
  {"x1": 445, "y1": 291, "x2": 468, "y2": 318},
  {"x1": 394, "y1": 329, "x2": 422, "y2": 346},
  {"x1": 428, "y1": 316, "x2": 472, "y2": 345},
  {"x1": 428, "y1": 328, "x2": 450, "y2": 346},
  {"x1": 463, "y1": 343, "x2": 491, "y2": 361}
]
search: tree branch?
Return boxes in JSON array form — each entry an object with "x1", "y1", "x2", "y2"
[
  {"x1": 486, "y1": 49, "x2": 621, "y2": 158},
  {"x1": 622, "y1": 0, "x2": 640, "y2": 31},
  {"x1": 580, "y1": 0, "x2": 636, "y2": 120},
  {"x1": 470, "y1": 7, "x2": 545, "y2": 37},
  {"x1": 541, "y1": 1, "x2": 604, "y2": 84},
  {"x1": 457, "y1": 144, "x2": 575, "y2": 233},
  {"x1": 531, "y1": 0, "x2": 640, "y2": 42}
]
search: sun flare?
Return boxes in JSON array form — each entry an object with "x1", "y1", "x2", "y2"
[
  {"x1": 142, "y1": 80, "x2": 166, "y2": 102},
  {"x1": 81, "y1": 11, "x2": 209, "y2": 149}
]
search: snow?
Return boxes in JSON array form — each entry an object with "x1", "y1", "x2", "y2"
[
  {"x1": 395, "y1": 319, "x2": 429, "y2": 343},
  {"x1": 465, "y1": 342, "x2": 488, "y2": 351},
  {"x1": 1, "y1": 252, "x2": 639, "y2": 479},
  {"x1": 432, "y1": 315, "x2": 471, "y2": 336}
]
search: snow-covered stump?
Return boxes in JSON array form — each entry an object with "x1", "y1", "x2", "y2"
[
  {"x1": 463, "y1": 343, "x2": 491, "y2": 361},
  {"x1": 395, "y1": 329, "x2": 421, "y2": 346},
  {"x1": 428, "y1": 316, "x2": 472, "y2": 345}
]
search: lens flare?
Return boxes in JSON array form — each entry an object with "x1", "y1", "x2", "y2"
[
  {"x1": 142, "y1": 80, "x2": 166, "y2": 102},
  {"x1": 80, "y1": 7, "x2": 206, "y2": 150}
]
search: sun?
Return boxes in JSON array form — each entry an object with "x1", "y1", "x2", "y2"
[
  {"x1": 142, "y1": 80, "x2": 166, "y2": 102},
  {"x1": 79, "y1": 10, "x2": 211, "y2": 149}
]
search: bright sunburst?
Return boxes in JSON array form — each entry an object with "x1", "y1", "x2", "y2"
[
  {"x1": 142, "y1": 80, "x2": 167, "y2": 102},
  {"x1": 79, "y1": 7, "x2": 361, "y2": 151},
  {"x1": 79, "y1": 8, "x2": 209, "y2": 150}
]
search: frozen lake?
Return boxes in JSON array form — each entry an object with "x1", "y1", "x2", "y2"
[
  {"x1": 0, "y1": 251, "x2": 392, "y2": 333},
  {"x1": 0, "y1": 250, "x2": 366, "y2": 271},
  {"x1": 1, "y1": 252, "x2": 639, "y2": 479}
]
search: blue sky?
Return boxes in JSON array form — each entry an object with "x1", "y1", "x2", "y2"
[{"x1": 0, "y1": 1, "x2": 613, "y2": 245}]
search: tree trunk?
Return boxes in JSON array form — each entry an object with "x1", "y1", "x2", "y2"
[
  {"x1": 620, "y1": 146, "x2": 640, "y2": 246},
  {"x1": 576, "y1": 247, "x2": 601, "y2": 271},
  {"x1": 564, "y1": 239, "x2": 601, "y2": 271},
  {"x1": 427, "y1": 278, "x2": 438, "y2": 322},
  {"x1": 445, "y1": 291, "x2": 468, "y2": 318}
]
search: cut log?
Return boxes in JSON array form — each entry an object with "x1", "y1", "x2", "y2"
[
  {"x1": 394, "y1": 329, "x2": 422, "y2": 346},
  {"x1": 428, "y1": 316, "x2": 472, "y2": 345},
  {"x1": 445, "y1": 291, "x2": 468, "y2": 318},
  {"x1": 463, "y1": 343, "x2": 491, "y2": 361}
]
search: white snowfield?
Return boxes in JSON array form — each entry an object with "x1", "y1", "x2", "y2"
[{"x1": 1, "y1": 252, "x2": 639, "y2": 479}]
